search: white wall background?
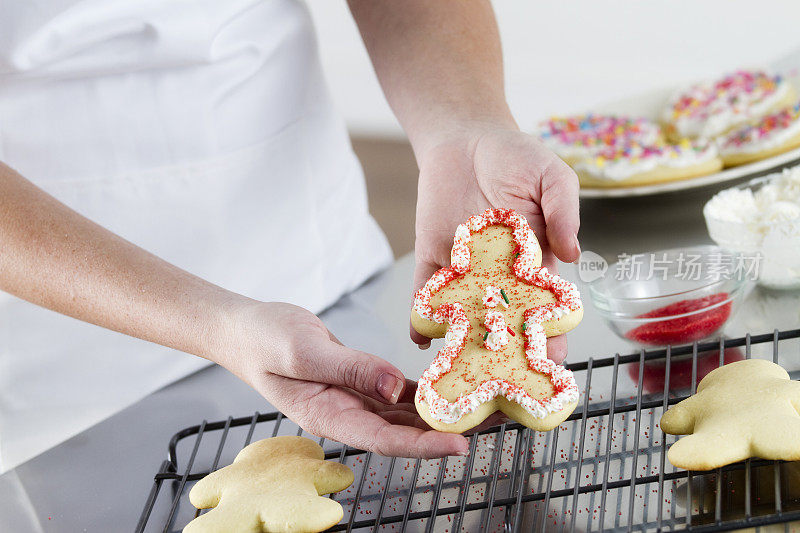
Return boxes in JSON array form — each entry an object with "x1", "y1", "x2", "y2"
[{"x1": 306, "y1": 0, "x2": 800, "y2": 138}]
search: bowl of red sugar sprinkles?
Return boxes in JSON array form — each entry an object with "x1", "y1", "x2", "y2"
[{"x1": 587, "y1": 245, "x2": 751, "y2": 347}]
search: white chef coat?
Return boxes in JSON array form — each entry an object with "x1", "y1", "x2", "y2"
[{"x1": 0, "y1": 0, "x2": 392, "y2": 472}]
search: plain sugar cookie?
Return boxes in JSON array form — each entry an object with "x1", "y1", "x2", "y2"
[
  {"x1": 660, "y1": 359, "x2": 800, "y2": 471},
  {"x1": 411, "y1": 208, "x2": 583, "y2": 433},
  {"x1": 185, "y1": 436, "x2": 354, "y2": 533}
]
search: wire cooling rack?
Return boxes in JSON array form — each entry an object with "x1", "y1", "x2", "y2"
[{"x1": 136, "y1": 329, "x2": 800, "y2": 532}]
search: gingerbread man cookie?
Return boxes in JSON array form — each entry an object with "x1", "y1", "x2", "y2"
[
  {"x1": 185, "y1": 436, "x2": 354, "y2": 533},
  {"x1": 660, "y1": 359, "x2": 800, "y2": 471},
  {"x1": 411, "y1": 208, "x2": 583, "y2": 433}
]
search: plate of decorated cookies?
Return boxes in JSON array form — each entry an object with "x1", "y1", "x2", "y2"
[{"x1": 534, "y1": 69, "x2": 800, "y2": 198}]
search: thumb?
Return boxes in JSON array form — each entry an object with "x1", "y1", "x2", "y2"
[
  {"x1": 410, "y1": 259, "x2": 438, "y2": 346},
  {"x1": 540, "y1": 159, "x2": 581, "y2": 263}
]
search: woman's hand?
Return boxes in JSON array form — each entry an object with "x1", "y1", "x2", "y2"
[
  {"x1": 411, "y1": 122, "x2": 581, "y2": 363},
  {"x1": 217, "y1": 300, "x2": 470, "y2": 458}
]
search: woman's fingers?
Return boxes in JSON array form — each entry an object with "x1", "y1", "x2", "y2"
[
  {"x1": 398, "y1": 379, "x2": 418, "y2": 403},
  {"x1": 410, "y1": 258, "x2": 438, "y2": 347},
  {"x1": 270, "y1": 376, "x2": 469, "y2": 458},
  {"x1": 410, "y1": 321, "x2": 431, "y2": 348},
  {"x1": 281, "y1": 338, "x2": 407, "y2": 405},
  {"x1": 379, "y1": 409, "x2": 431, "y2": 430},
  {"x1": 539, "y1": 158, "x2": 581, "y2": 264},
  {"x1": 546, "y1": 333, "x2": 568, "y2": 364},
  {"x1": 332, "y1": 407, "x2": 469, "y2": 458},
  {"x1": 461, "y1": 411, "x2": 510, "y2": 435}
]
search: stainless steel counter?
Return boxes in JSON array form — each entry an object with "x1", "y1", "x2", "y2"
[{"x1": 3, "y1": 178, "x2": 799, "y2": 532}]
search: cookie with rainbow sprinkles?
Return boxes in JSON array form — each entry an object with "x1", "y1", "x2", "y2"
[
  {"x1": 535, "y1": 114, "x2": 662, "y2": 165},
  {"x1": 411, "y1": 209, "x2": 583, "y2": 433},
  {"x1": 574, "y1": 139, "x2": 722, "y2": 188},
  {"x1": 662, "y1": 70, "x2": 795, "y2": 142},
  {"x1": 717, "y1": 100, "x2": 800, "y2": 167}
]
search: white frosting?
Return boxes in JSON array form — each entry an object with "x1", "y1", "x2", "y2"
[
  {"x1": 482, "y1": 285, "x2": 508, "y2": 308},
  {"x1": 704, "y1": 188, "x2": 760, "y2": 224},
  {"x1": 759, "y1": 170, "x2": 800, "y2": 205},
  {"x1": 704, "y1": 166, "x2": 800, "y2": 287},
  {"x1": 483, "y1": 310, "x2": 510, "y2": 351},
  {"x1": 536, "y1": 117, "x2": 662, "y2": 161},
  {"x1": 574, "y1": 142, "x2": 718, "y2": 182},
  {"x1": 415, "y1": 303, "x2": 579, "y2": 424},
  {"x1": 764, "y1": 201, "x2": 800, "y2": 223},
  {"x1": 718, "y1": 111, "x2": 800, "y2": 156},
  {"x1": 705, "y1": 171, "x2": 800, "y2": 234},
  {"x1": 412, "y1": 209, "x2": 582, "y2": 424},
  {"x1": 663, "y1": 74, "x2": 791, "y2": 140}
]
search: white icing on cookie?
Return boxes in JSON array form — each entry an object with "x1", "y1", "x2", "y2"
[
  {"x1": 663, "y1": 70, "x2": 790, "y2": 140},
  {"x1": 535, "y1": 114, "x2": 662, "y2": 161},
  {"x1": 412, "y1": 208, "x2": 582, "y2": 424},
  {"x1": 483, "y1": 310, "x2": 509, "y2": 351},
  {"x1": 574, "y1": 140, "x2": 718, "y2": 182},
  {"x1": 482, "y1": 285, "x2": 507, "y2": 308},
  {"x1": 718, "y1": 101, "x2": 800, "y2": 156}
]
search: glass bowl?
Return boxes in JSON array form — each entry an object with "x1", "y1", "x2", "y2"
[
  {"x1": 704, "y1": 169, "x2": 800, "y2": 290},
  {"x1": 588, "y1": 245, "x2": 749, "y2": 347}
]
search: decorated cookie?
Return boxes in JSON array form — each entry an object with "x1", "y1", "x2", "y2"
[
  {"x1": 660, "y1": 359, "x2": 800, "y2": 471},
  {"x1": 662, "y1": 70, "x2": 794, "y2": 141},
  {"x1": 573, "y1": 139, "x2": 722, "y2": 188},
  {"x1": 535, "y1": 114, "x2": 662, "y2": 165},
  {"x1": 717, "y1": 101, "x2": 800, "y2": 167},
  {"x1": 411, "y1": 208, "x2": 583, "y2": 433},
  {"x1": 185, "y1": 436, "x2": 354, "y2": 533}
]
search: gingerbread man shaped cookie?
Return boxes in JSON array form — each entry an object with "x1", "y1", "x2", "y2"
[
  {"x1": 185, "y1": 436, "x2": 354, "y2": 533},
  {"x1": 661, "y1": 359, "x2": 800, "y2": 470},
  {"x1": 411, "y1": 209, "x2": 583, "y2": 433}
]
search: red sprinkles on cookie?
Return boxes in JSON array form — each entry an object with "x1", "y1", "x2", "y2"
[{"x1": 413, "y1": 208, "x2": 582, "y2": 424}]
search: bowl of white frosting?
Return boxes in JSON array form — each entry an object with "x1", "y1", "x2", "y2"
[{"x1": 704, "y1": 166, "x2": 800, "y2": 289}]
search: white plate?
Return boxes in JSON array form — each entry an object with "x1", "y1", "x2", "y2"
[
  {"x1": 579, "y1": 147, "x2": 800, "y2": 198},
  {"x1": 575, "y1": 67, "x2": 800, "y2": 198}
]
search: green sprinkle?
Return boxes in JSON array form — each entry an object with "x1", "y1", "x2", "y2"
[
  {"x1": 500, "y1": 288, "x2": 510, "y2": 305},
  {"x1": 483, "y1": 332, "x2": 489, "y2": 341},
  {"x1": 522, "y1": 322, "x2": 527, "y2": 331},
  {"x1": 514, "y1": 252, "x2": 520, "y2": 259}
]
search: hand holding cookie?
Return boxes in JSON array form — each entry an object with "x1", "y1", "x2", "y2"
[
  {"x1": 411, "y1": 208, "x2": 583, "y2": 433},
  {"x1": 215, "y1": 302, "x2": 469, "y2": 458},
  {"x1": 412, "y1": 125, "x2": 581, "y2": 362}
]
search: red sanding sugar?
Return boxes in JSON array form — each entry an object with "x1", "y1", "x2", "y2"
[{"x1": 625, "y1": 293, "x2": 732, "y2": 346}]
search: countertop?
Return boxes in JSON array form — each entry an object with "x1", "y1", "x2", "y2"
[{"x1": 3, "y1": 177, "x2": 800, "y2": 532}]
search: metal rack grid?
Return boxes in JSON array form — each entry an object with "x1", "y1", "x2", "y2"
[{"x1": 136, "y1": 329, "x2": 800, "y2": 532}]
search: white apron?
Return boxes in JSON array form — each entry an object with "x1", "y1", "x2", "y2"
[{"x1": 0, "y1": 0, "x2": 392, "y2": 471}]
